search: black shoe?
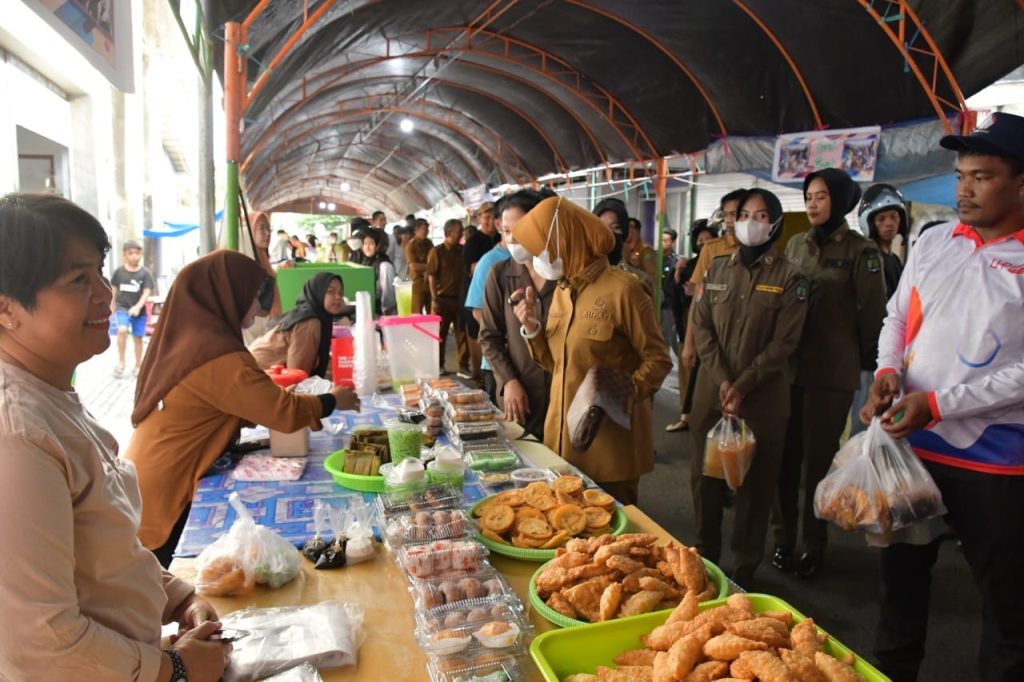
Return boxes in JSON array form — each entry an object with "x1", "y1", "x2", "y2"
[
  {"x1": 794, "y1": 552, "x2": 822, "y2": 579},
  {"x1": 771, "y1": 545, "x2": 795, "y2": 572}
]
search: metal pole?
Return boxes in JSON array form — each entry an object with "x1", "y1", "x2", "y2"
[
  {"x1": 654, "y1": 158, "x2": 668, "y2": 311},
  {"x1": 197, "y1": 0, "x2": 215, "y2": 253},
  {"x1": 223, "y1": 21, "x2": 243, "y2": 250}
]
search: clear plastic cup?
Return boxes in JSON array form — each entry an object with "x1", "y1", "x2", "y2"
[{"x1": 386, "y1": 419, "x2": 424, "y2": 463}]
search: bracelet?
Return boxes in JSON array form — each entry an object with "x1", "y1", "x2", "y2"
[
  {"x1": 519, "y1": 321, "x2": 542, "y2": 339},
  {"x1": 166, "y1": 649, "x2": 188, "y2": 682}
]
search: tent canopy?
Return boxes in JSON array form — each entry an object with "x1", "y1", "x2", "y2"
[{"x1": 208, "y1": 1, "x2": 1024, "y2": 215}]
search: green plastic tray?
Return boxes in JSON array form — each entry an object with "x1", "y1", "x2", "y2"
[
  {"x1": 468, "y1": 495, "x2": 628, "y2": 562},
  {"x1": 529, "y1": 593, "x2": 890, "y2": 681},
  {"x1": 529, "y1": 556, "x2": 729, "y2": 628},
  {"x1": 324, "y1": 449, "x2": 386, "y2": 493}
]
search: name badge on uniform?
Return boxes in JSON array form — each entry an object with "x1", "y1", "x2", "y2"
[
  {"x1": 864, "y1": 252, "x2": 882, "y2": 273},
  {"x1": 824, "y1": 258, "x2": 853, "y2": 269},
  {"x1": 754, "y1": 284, "x2": 784, "y2": 295},
  {"x1": 703, "y1": 283, "x2": 728, "y2": 292}
]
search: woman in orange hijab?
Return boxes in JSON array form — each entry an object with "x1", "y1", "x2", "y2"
[
  {"x1": 126, "y1": 251, "x2": 359, "y2": 566},
  {"x1": 512, "y1": 196, "x2": 672, "y2": 504}
]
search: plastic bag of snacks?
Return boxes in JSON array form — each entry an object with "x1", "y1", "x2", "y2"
[
  {"x1": 195, "y1": 493, "x2": 300, "y2": 595},
  {"x1": 703, "y1": 415, "x2": 756, "y2": 490},
  {"x1": 260, "y1": 663, "x2": 323, "y2": 681},
  {"x1": 815, "y1": 418, "x2": 946, "y2": 534}
]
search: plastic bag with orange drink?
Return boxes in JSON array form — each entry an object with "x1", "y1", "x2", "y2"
[{"x1": 703, "y1": 415, "x2": 756, "y2": 490}]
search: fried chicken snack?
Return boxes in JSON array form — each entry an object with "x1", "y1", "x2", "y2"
[
  {"x1": 731, "y1": 650, "x2": 798, "y2": 682},
  {"x1": 791, "y1": 619, "x2": 827, "y2": 658},
  {"x1": 779, "y1": 649, "x2": 828, "y2": 682},
  {"x1": 684, "y1": 660, "x2": 730, "y2": 682},
  {"x1": 703, "y1": 632, "x2": 770, "y2": 661},
  {"x1": 813, "y1": 651, "x2": 864, "y2": 682}
]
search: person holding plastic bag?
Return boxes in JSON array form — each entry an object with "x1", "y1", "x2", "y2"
[
  {"x1": 512, "y1": 196, "x2": 671, "y2": 505},
  {"x1": 689, "y1": 189, "x2": 808, "y2": 586},
  {"x1": 862, "y1": 114, "x2": 1024, "y2": 682},
  {"x1": 0, "y1": 194, "x2": 230, "y2": 681},
  {"x1": 126, "y1": 251, "x2": 360, "y2": 568}
]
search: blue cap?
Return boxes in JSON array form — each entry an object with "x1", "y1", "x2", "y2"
[{"x1": 940, "y1": 112, "x2": 1024, "y2": 161}]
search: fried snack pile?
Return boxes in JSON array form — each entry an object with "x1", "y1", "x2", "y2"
[
  {"x1": 474, "y1": 476, "x2": 617, "y2": 549},
  {"x1": 534, "y1": 536, "x2": 717, "y2": 624},
  {"x1": 562, "y1": 593, "x2": 865, "y2": 681}
]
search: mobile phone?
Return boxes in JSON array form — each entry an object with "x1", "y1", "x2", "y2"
[{"x1": 210, "y1": 628, "x2": 250, "y2": 643}]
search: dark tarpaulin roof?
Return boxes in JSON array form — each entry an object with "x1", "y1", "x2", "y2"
[{"x1": 208, "y1": 0, "x2": 1024, "y2": 215}]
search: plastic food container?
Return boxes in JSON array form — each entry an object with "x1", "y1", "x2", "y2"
[
  {"x1": 384, "y1": 509, "x2": 474, "y2": 548},
  {"x1": 416, "y1": 594, "x2": 525, "y2": 632},
  {"x1": 447, "y1": 421, "x2": 502, "y2": 443},
  {"x1": 427, "y1": 460, "x2": 466, "y2": 488},
  {"x1": 382, "y1": 458, "x2": 428, "y2": 497},
  {"x1": 408, "y1": 569, "x2": 513, "y2": 610},
  {"x1": 398, "y1": 540, "x2": 489, "y2": 579},
  {"x1": 510, "y1": 468, "x2": 550, "y2": 488},
  {"x1": 378, "y1": 314, "x2": 442, "y2": 390},
  {"x1": 416, "y1": 606, "x2": 529, "y2": 655},
  {"x1": 464, "y1": 449, "x2": 521, "y2": 473},
  {"x1": 386, "y1": 419, "x2": 424, "y2": 463},
  {"x1": 428, "y1": 651, "x2": 523, "y2": 682},
  {"x1": 264, "y1": 365, "x2": 311, "y2": 457},
  {"x1": 376, "y1": 483, "x2": 465, "y2": 520},
  {"x1": 446, "y1": 403, "x2": 498, "y2": 423}
]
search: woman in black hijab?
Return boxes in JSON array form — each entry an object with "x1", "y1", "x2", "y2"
[
  {"x1": 359, "y1": 230, "x2": 397, "y2": 315},
  {"x1": 248, "y1": 272, "x2": 345, "y2": 377}
]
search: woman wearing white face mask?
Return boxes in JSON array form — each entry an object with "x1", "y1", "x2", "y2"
[
  {"x1": 511, "y1": 196, "x2": 672, "y2": 505},
  {"x1": 689, "y1": 189, "x2": 809, "y2": 586}
]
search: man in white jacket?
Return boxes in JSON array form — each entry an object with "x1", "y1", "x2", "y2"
[{"x1": 863, "y1": 112, "x2": 1024, "y2": 682}]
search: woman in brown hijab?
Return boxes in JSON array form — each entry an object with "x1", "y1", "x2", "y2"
[
  {"x1": 125, "y1": 251, "x2": 359, "y2": 567},
  {"x1": 512, "y1": 196, "x2": 672, "y2": 505}
]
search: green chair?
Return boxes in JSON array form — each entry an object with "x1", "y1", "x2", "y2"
[{"x1": 275, "y1": 263, "x2": 377, "y2": 313}]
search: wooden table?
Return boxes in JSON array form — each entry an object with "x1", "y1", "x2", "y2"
[{"x1": 170, "y1": 505, "x2": 677, "y2": 681}]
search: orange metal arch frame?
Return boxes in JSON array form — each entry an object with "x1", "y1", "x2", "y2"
[
  {"x1": 245, "y1": 73, "x2": 570, "y2": 177},
  {"x1": 244, "y1": 100, "x2": 529, "y2": 189},
  {"x1": 244, "y1": 106, "x2": 527, "y2": 200},
  {"x1": 239, "y1": 47, "x2": 619, "y2": 175},
  {"x1": 856, "y1": 0, "x2": 968, "y2": 134},
  {"x1": 258, "y1": 165, "x2": 430, "y2": 213},
  {"x1": 563, "y1": 0, "x2": 728, "y2": 143}
]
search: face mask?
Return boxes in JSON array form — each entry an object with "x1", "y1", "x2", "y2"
[
  {"x1": 533, "y1": 198, "x2": 565, "y2": 281},
  {"x1": 346, "y1": 237, "x2": 363, "y2": 251},
  {"x1": 734, "y1": 218, "x2": 779, "y2": 247},
  {"x1": 508, "y1": 243, "x2": 532, "y2": 264}
]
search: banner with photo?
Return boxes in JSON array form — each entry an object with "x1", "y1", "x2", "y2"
[
  {"x1": 771, "y1": 126, "x2": 881, "y2": 183},
  {"x1": 27, "y1": 0, "x2": 134, "y2": 92}
]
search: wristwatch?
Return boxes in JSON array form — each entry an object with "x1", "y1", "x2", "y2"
[{"x1": 166, "y1": 649, "x2": 188, "y2": 682}]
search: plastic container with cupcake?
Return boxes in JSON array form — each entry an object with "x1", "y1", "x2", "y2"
[
  {"x1": 407, "y1": 567, "x2": 513, "y2": 611},
  {"x1": 397, "y1": 539, "x2": 489, "y2": 580},
  {"x1": 384, "y1": 508, "x2": 475, "y2": 549}
]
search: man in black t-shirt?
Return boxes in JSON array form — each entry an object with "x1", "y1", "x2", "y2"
[{"x1": 110, "y1": 240, "x2": 155, "y2": 376}]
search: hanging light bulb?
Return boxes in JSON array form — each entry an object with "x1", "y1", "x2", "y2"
[
  {"x1": 341, "y1": 181, "x2": 351, "y2": 192},
  {"x1": 400, "y1": 118, "x2": 414, "y2": 133}
]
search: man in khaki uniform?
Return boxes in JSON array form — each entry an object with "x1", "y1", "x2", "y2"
[
  {"x1": 771, "y1": 168, "x2": 887, "y2": 578},
  {"x1": 690, "y1": 189, "x2": 808, "y2": 585},
  {"x1": 405, "y1": 218, "x2": 433, "y2": 314},
  {"x1": 427, "y1": 219, "x2": 469, "y2": 372}
]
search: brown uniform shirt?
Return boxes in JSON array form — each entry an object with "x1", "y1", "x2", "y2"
[
  {"x1": 426, "y1": 241, "x2": 464, "y2": 297},
  {"x1": 405, "y1": 237, "x2": 433, "y2": 284},
  {"x1": 691, "y1": 249, "x2": 808, "y2": 420},
  {"x1": 479, "y1": 260, "x2": 554, "y2": 437},
  {"x1": 526, "y1": 259, "x2": 672, "y2": 482},
  {"x1": 784, "y1": 222, "x2": 887, "y2": 391},
  {"x1": 689, "y1": 232, "x2": 740, "y2": 286}
]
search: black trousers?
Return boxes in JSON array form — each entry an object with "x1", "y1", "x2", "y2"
[
  {"x1": 152, "y1": 503, "x2": 192, "y2": 569},
  {"x1": 876, "y1": 462, "x2": 1024, "y2": 682}
]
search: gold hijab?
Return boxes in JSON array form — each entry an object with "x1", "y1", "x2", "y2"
[{"x1": 511, "y1": 196, "x2": 616, "y2": 280}]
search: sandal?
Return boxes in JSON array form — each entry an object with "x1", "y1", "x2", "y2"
[{"x1": 665, "y1": 418, "x2": 689, "y2": 432}]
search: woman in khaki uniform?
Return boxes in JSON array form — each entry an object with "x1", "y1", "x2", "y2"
[
  {"x1": 511, "y1": 196, "x2": 672, "y2": 505},
  {"x1": 690, "y1": 189, "x2": 808, "y2": 585}
]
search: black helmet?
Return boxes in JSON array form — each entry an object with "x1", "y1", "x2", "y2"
[{"x1": 858, "y1": 184, "x2": 908, "y2": 239}]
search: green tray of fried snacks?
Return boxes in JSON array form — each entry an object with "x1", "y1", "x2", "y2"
[
  {"x1": 529, "y1": 593, "x2": 890, "y2": 681},
  {"x1": 468, "y1": 494, "x2": 628, "y2": 562},
  {"x1": 529, "y1": 556, "x2": 729, "y2": 628},
  {"x1": 324, "y1": 449, "x2": 385, "y2": 493}
]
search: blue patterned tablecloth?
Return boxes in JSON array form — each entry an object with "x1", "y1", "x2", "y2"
[{"x1": 175, "y1": 402, "x2": 500, "y2": 557}]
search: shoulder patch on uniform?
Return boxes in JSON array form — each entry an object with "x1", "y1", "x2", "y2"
[
  {"x1": 795, "y1": 278, "x2": 810, "y2": 302},
  {"x1": 864, "y1": 251, "x2": 881, "y2": 273}
]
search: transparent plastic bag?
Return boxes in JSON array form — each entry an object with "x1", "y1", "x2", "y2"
[
  {"x1": 814, "y1": 418, "x2": 946, "y2": 534},
  {"x1": 194, "y1": 493, "x2": 300, "y2": 596},
  {"x1": 221, "y1": 601, "x2": 364, "y2": 682},
  {"x1": 703, "y1": 415, "x2": 756, "y2": 490},
  {"x1": 260, "y1": 663, "x2": 324, "y2": 681}
]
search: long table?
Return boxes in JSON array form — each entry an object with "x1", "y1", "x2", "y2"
[{"x1": 170, "y1": 504, "x2": 675, "y2": 682}]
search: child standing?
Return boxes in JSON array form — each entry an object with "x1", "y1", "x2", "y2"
[{"x1": 110, "y1": 240, "x2": 155, "y2": 376}]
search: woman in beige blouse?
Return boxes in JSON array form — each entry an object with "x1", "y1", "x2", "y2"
[{"x1": 0, "y1": 194, "x2": 228, "y2": 681}]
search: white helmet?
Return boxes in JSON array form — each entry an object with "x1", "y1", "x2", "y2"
[{"x1": 858, "y1": 184, "x2": 908, "y2": 239}]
